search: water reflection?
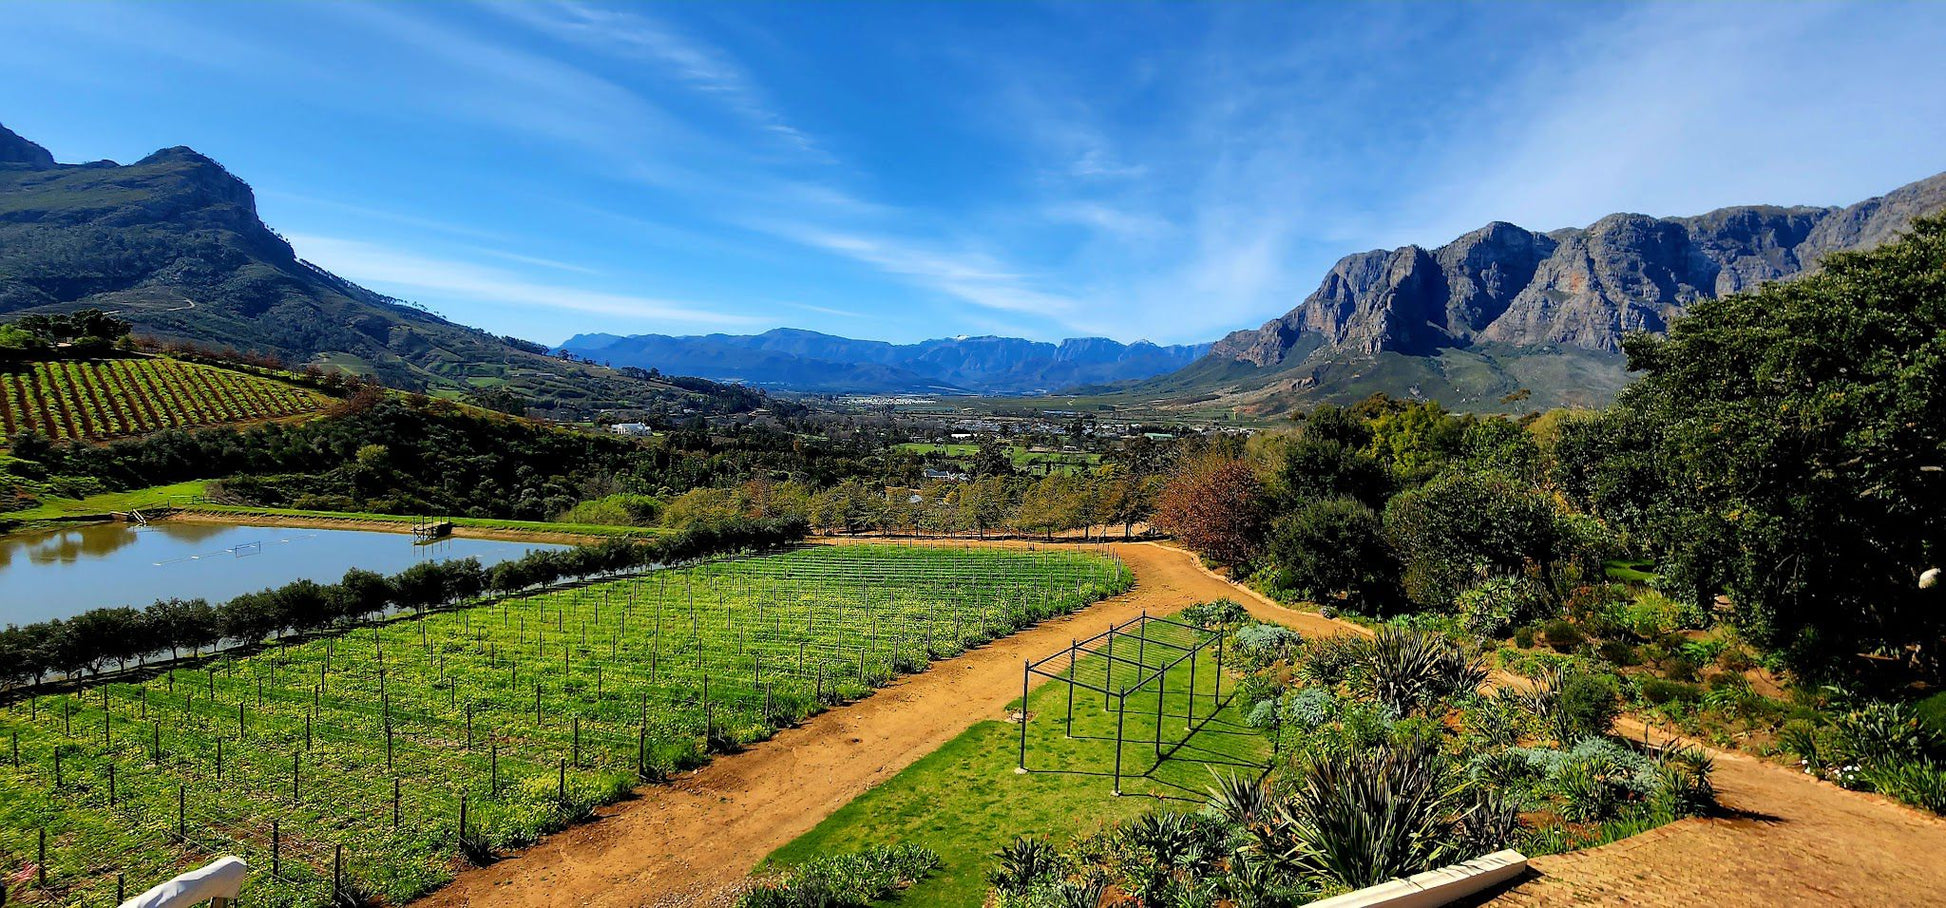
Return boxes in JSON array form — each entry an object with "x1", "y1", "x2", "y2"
[{"x1": 0, "y1": 521, "x2": 567, "y2": 626}]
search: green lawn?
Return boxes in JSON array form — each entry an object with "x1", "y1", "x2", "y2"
[
  {"x1": 0, "y1": 479, "x2": 208, "y2": 520},
  {"x1": 1603, "y1": 558, "x2": 1659, "y2": 583},
  {"x1": 762, "y1": 629, "x2": 1269, "y2": 906}
]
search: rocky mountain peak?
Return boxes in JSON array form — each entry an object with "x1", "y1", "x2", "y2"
[
  {"x1": 1209, "y1": 170, "x2": 1946, "y2": 365},
  {"x1": 0, "y1": 122, "x2": 56, "y2": 169}
]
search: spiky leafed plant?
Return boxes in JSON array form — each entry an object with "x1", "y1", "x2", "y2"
[
  {"x1": 1453, "y1": 785, "x2": 1523, "y2": 857},
  {"x1": 988, "y1": 836, "x2": 1066, "y2": 897},
  {"x1": 1357, "y1": 626, "x2": 1486, "y2": 716},
  {"x1": 1207, "y1": 771, "x2": 1274, "y2": 827},
  {"x1": 1054, "y1": 873, "x2": 1111, "y2": 908},
  {"x1": 1278, "y1": 737, "x2": 1459, "y2": 889}
]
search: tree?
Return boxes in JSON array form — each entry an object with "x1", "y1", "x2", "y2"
[
  {"x1": 1271, "y1": 497, "x2": 1400, "y2": 610},
  {"x1": 956, "y1": 475, "x2": 1014, "y2": 538},
  {"x1": 1152, "y1": 453, "x2": 1266, "y2": 569},
  {"x1": 1579, "y1": 216, "x2": 1946, "y2": 675},
  {"x1": 1383, "y1": 470, "x2": 1560, "y2": 610},
  {"x1": 1014, "y1": 474, "x2": 1083, "y2": 540},
  {"x1": 1275, "y1": 437, "x2": 1393, "y2": 510}
]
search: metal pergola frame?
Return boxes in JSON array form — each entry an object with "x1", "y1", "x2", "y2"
[{"x1": 1018, "y1": 612, "x2": 1232, "y2": 795}]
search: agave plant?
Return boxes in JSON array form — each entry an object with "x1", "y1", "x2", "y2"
[
  {"x1": 1356, "y1": 626, "x2": 1487, "y2": 716},
  {"x1": 1279, "y1": 737, "x2": 1459, "y2": 889},
  {"x1": 988, "y1": 836, "x2": 1067, "y2": 897}
]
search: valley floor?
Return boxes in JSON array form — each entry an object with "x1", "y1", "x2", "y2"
[{"x1": 409, "y1": 539, "x2": 1946, "y2": 907}]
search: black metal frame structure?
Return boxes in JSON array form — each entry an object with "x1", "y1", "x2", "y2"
[{"x1": 1018, "y1": 612, "x2": 1243, "y2": 796}]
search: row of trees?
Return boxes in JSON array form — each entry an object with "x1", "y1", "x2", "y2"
[
  {"x1": 0, "y1": 517, "x2": 806, "y2": 689},
  {"x1": 648, "y1": 470, "x2": 1165, "y2": 540}
]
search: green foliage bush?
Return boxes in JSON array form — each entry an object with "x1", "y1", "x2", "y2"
[
  {"x1": 1540, "y1": 619, "x2": 1584, "y2": 652},
  {"x1": 740, "y1": 844, "x2": 942, "y2": 907},
  {"x1": 1636, "y1": 677, "x2": 1702, "y2": 707},
  {"x1": 1383, "y1": 469, "x2": 1562, "y2": 611},
  {"x1": 1270, "y1": 497, "x2": 1399, "y2": 611},
  {"x1": 1234, "y1": 622, "x2": 1304, "y2": 664}
]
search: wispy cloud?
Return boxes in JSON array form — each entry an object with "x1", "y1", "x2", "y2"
[
  {"x1": 288, "y1": 233, "x2": 760, "y2": 325},
  {"x1": 762, "y1": 223, "x2": 1081, "y2": 319},
  {"x1": 783, "y1": 301, "x2": 862, "y2": 319},
  {"x1": 487, "y1": 0, "x2": 825, "y2": 158}
]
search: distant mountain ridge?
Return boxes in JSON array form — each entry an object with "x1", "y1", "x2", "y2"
[
  {"x1": 1148, "y1": 169, "x2": 1946, "y2": 414},
  {"x1": 0, "y1": 123, "x2": 761, "y2": 419},
  {"x1": 561, "y1": 328, "x2": 1211, "y2": 394}
]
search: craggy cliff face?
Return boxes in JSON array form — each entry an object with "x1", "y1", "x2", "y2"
[{"x1": 1209, "y1": 171, "x2": 1946, "y2": 365}]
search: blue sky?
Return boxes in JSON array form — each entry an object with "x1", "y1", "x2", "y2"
[{"x1": 3, "y1": 1, "x2": 1944, "y2": 347}]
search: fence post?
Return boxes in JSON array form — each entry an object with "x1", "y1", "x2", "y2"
[
  {"x1": 1188, "y1": 641, "x2": 1198, "y2": 730},
  {"x1": 1154, "y1": 663, "x2": 1165, "y2": 758},
  {"x1": 1017, "y1": 660, "x2": 1030, "y2": 771},
  {"x1": 1113, "y1": 691, "x2": 1125, "y2": 796},
  {"x1": 1066, "y1": 640, "x2": 1076, "y2": 738},
  {"x1": 273, "y1": 819, "x2": 281, "y2": 877}
]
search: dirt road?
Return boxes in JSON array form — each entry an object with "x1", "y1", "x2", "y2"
[{"x1": 414, "y1": 540, "x2": 1311, "y2": 908}]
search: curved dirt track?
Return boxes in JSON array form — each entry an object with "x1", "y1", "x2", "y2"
[{"x1": 414, "y1": 540, "x2": 1311, "y2": 908}]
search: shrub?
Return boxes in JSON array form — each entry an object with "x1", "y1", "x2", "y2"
[
  {"x1": 1859, "y1": 760, "x2": 1946, "y2": 813},
  {"x1": 739, "y1": 844, "x2": 942, "y2": 907},
  {"x1": 1454, "y1": 576, "x2": 1531, "y2": 640},
  {"x1": 1540, "y1": 619, "x2": 1584, "y2": 652},
  {"x1": 1179, "y1": 599, "x2": 1249, "y2": 629},
  {"x1": 1557, "y1": 673, "x2": 1621, "y2": 741},
  {"x1": 1235, "y1": 623, "x2": 1303, "y2": 664},
  {"x1": 1636, "y1": 678, "x2": 1702, "y2": 707},
  {"x1": 1829, "y1": 702, "x2": 1946, "y2": 767},
  {"x1": 1271, "y1": 497, "x2": 1400, "y2": 611},
  {"x1": 987, "y1": 837, "x2": 1067, "y2": 897},
  {"x1": 1513, "y1": 625, "x2": 1537, "y2": 648},
  {"x1": 1355, "y1": 626, "x2": 1486, "y2": 717},
  {"x1": 1597, "y1": 640, "x2": 1640, "y2": 667},
  {"x1": 1298, "y1": 634, "x2": 1369, "y2": 687},
  {"x1": 1283, "y1": 738, "x2": 1457, "y2": 889}
]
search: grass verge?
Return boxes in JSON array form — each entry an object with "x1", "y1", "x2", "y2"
[{"x1": 761, "y1": 638, "x2": 1269, "y2": 906}]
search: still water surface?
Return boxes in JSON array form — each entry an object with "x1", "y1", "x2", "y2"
[{"x1": 0, "y1": 521, "x2": 567, "y2": 625}]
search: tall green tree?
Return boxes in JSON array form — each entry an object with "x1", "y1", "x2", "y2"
[{"x1": 1575, "y1": 216, "x2": 1946, "y2": 675}]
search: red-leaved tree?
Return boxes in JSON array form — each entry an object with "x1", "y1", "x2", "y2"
[{"x1": 1153, "y1": 453, "x2": 1266, "y2": 569}]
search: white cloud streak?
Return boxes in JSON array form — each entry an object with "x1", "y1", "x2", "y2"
[{"x1": 288, "y1": 234, "x2": 761, "y2": 325}]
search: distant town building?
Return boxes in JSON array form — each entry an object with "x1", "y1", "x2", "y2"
[{"x1": 610, "y1": 422, "x2": 654, "y2": 436}]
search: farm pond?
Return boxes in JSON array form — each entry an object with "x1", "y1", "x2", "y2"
[{"x1": 0, "y1": 520, "x2": 568, "y2": 625}]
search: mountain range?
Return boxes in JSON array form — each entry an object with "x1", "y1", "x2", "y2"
[
  {"x1": 0, "y1": 124, "x2": 761, "y2": 420},
  {"x1": 1121, "y1": 168, "x2": 1946, "y2": 414},
  {"x1": 5, "y1": 120, "x2": 1941, "y2": 416},
  {"x1": 560, "y1": 328, "x2": 1210, "y2": 395}
]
